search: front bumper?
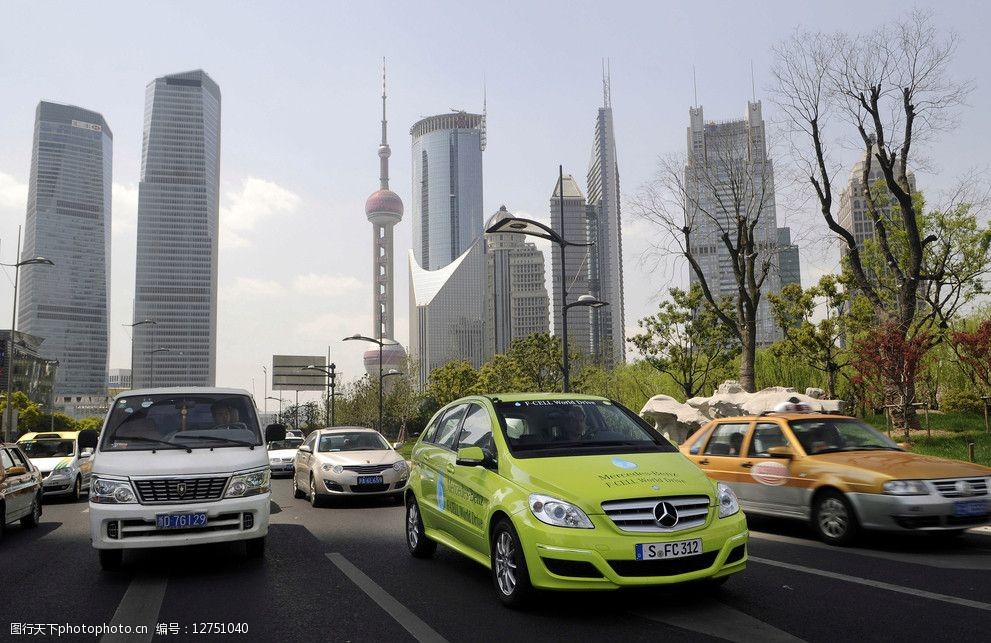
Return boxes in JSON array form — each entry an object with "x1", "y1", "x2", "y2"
[
  {"x1": 41, "y1": 473, "x2": 77, "y2": 495},
  {"x1": 319, "y1": 468, "x2": 408, "y2": 497},
  {"x1": 849, "y1": 492, "x2": 990, "y2": 531},
  {"x1": 90, "y1": 493, "x2": 270, "y2": 550},
  {"x1": 268, "y1": 461, "x2": 295, "y2": 475},
  {"x1": 515, "y1": 509, "x2": 748, "y2": 590}
]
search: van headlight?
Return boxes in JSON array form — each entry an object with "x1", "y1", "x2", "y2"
[
  {"x1": 717, "y1": 482, "x2": 740, "y2": 518},
  {"x1": 529, "y1": 493, "x2": 594, "y2": 529},
  {"x1": 90, "y1": 476, "x2": 137, "y2": 504},
  {"x1": 225, "y1": 469, "x2": 270, "y2": 498}
]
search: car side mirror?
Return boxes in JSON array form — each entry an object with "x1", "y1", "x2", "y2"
[
  {"x1": 767, "y1": 446, "x2": 795, "y2": 459},
  {"x1": 265, "y1": 423, "x2": 287, "y2": 443},
  {"x1": 6, "y1": 466, "x2": 27, "y2": 476},
  {"x1": 456, "y1": 446, "x2": 485, "y2": 467},
  {"x1": 80, "y1": 448, "x2": 93, "y2": 458},
  {"x1": 298, "y1": 444, "x2": 312, "y2": 453},
  {"x1": 392, "y1": 441, "x2": 403, "y2": 449}
]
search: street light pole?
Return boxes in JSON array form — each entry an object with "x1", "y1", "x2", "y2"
[
  {"x1": 3, "y1": 226, "x2": 55, "y2": 441},
  {"x1": 149, "y1": 347, "x2": 169, "y2": 388},
  {"x1": 266, "y1": 396, "x2": 284, "y2": 424},
  {"x1": 303, "y1": 364, "x2": 337, "y2": 427},
  {"x1": 343, "y1": 326, "x2": 394, "y2": 432},
  {"x1": 125, "y1": 319, "x2": 156, "y2": 389},
  {"x1": 557, "y1": 165, "x2": 571, "y2": 392},
  {"x1": 45, "y1": 359, "x2": 59, "y2": 431}
]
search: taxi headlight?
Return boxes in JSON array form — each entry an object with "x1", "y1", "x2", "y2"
[
  {"x1": 50, "y1": 468, "x2": 73, "y2": 478},
  {"x1": 883, "y1": 480, "x2": 929, "y2": 495},
  {"x1": 224, "y1": 469, "x2": 270, "y2": 498},
  {"x1": 393, "y1": 460, "x2": 408, "y2": 472},
  {"x1": 528, "y1": 493, "x2": 593, "y2": 529},
  {"x1": 90, "y1": 476, "x2": 137, "y2": 504},
  {"x1": 717, "y1": 482, "x2": 740, "y2": 518},
  {"x1": 322, "y1": 463, "x2": 344, "y2": 474}
]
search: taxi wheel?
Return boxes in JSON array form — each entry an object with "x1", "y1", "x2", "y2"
[
  {"x1": 21, "y1": 493, "x2": 42, "y2": 528},
  {"x1": 309, "y1": 475, "x2": 324, "y2": 508},
  {"x1": 72, "y1": 476, "x2": 82, "y2": 502},
  {"x1": 491, "y1": 519, "x2": 533, "y2": 608},
  {"x1": 406, "y1": 495, "x2": 436, "y2": 558},
  {"x1": 99, "y1": 549, "x2": 123, "y2": 571},
  {"x1": 293, "y1": 474, "x2": 306, "y2": 499},
  {"x1": 812, "y1": 490, "x2": 859, "y2": 545}
]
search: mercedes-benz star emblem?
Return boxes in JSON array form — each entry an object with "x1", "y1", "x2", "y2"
[
  {"x1": 176, "y1": 482, "x2": 187, "y2": 498},
  {"x1": 653, "y1": 501, "x2": 679, "y2": 528},
  {"x1": 955, "y1": 480, "x2": 974, "y2": 497}
]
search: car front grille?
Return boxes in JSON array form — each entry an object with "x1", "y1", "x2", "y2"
[
  {"x1": 133, "y1": 477, "x2": 228, "y2": 503},
  {"x1": 608, "y1": 551, "x2": 718, "y2": 577},
  {"x1": 931, "y1": 477, "x2": 989, "y2": 498},
  {"x1": 343, "y1": 464, "x2": 393, "y2": 475},
  {"x1": 601, "y1": 495, "x2": 711, "y2": 533},
  {"x1": 349, "y1": 483, "x2": 391, "y2": 493}
]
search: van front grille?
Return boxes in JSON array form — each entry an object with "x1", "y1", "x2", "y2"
[{"x1": 133, "y1": 477, "x2": 228, "y2": 503}]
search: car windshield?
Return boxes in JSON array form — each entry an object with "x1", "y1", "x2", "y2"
[
  {"x1": 268, "y1": 439, "x2": 303, "y2": 451},
  {"x1": 19, "y1": 439, "x2": 75, "y2": 458},
  {"x1": 318, "y1": 431, "x2": 389, "y2": 452},
  {"x1": 493, "y1": 399, "x2": 677, "y2": 458},
  {"x1": 101, "y1": 394, "x2": 262, "y2": 451},
  {"x1": 789, "y1": 418, "x2": 901, "y2": 454}
]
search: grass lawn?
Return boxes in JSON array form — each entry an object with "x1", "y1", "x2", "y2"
[{"x1": 865, "y1": 412, "x2": 991, "y2": 467}]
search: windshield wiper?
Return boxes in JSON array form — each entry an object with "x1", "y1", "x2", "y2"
[
  {"x1": 112, "y1": 435, "x2": 190, "y2": 453},
  {"x1": 178, "y1": 434, "x2": 258, "y2": 448}
]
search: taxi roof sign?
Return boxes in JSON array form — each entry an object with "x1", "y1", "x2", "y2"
[{"x1": 770, "y1": 397, "x2": 815, "y2": 413}]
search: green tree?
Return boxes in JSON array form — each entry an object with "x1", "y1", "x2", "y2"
[
  {"x1": 76, "y1": 416, "x2": 103, "y2": 431},
  {"x1": 629, "y1": 286, "x2": 739, "y2": 401},
  {"x1": 425, "y1": 361, "x2": 480, "y2": 407},
  {"x1": 477, "y1": 353, "x2": 523, "y2": 393},
  {"x1": 505, "y1": 333, "x2": 567, "y2": 392}
]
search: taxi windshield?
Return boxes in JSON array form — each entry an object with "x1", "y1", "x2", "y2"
[
  {"x1": 101, "y1": 394, "x2": 263, "y2": 451},
  {"x1": 789, "y1": 418, "x2": 901, "y2": 454},
  {"x1": 19, "y1": 439, "x2": 75, "y2": 458},
  {"x1": 493, "y1": 399, "x2": 677, "y2": 458},
  {"x1": 319, "y1": 432, "x2": 390, "y2": 452},
  {"x1": 268, "y1": 439, "x2": 303, "y2": 451}
]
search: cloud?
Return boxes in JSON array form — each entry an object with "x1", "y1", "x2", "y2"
[
  {"x1": 0, "y1": 172, "x2": 27, "y2": 210},
  {"x1": 220, "y1": 177, "x2": 301, "y2": 248},
  {"x1": 224, "y1": 276, "x2": 287, "y2": 299},
  {"x1": 291, "y1": 273, "x2": 364, "y2": 295},
  {"x1": 112, "y1": 182, "x2": 139, "y2": 237}
]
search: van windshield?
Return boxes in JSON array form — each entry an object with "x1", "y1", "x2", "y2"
[
  {"x1": 19, "y1": 439, "x2": 75, "y2": 458},
  {"x1": 101, "y1": 394, "x2": 262, "y2": 451}
]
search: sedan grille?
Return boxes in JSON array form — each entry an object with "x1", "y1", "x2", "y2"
[
  {"x1": 134, "y1": 477, "x2": 228, "y2": 503},
  {"x1": 342, "y1": 464, "x2": 392, "y2": 475},
  {"x1": 601, "y1": 495, "x2": 710, "y2": 533},
  {"x1": 930, "y1": 478, "x2": 989, "y2": 498}
]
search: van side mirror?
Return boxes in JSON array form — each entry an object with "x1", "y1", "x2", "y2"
[
  {"x1": 767, "y1": 446, "x2": 795, "y2": 459},
  {"x1": 78, "y1": 429, "x2": 99, "y2": 450},
  {"x1": 265, "y1": 423, "x2": 287, "y2": 443}
]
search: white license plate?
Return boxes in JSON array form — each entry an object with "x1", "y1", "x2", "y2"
[{"x1": 635, "y1": 538, "x2": 702, "y2": 560}]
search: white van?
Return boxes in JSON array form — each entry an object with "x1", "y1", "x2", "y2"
[{"x1": 88, "y1": 388, "x2": 284, "y2": 570}]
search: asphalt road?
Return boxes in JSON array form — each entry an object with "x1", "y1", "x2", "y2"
[{"x1": 3, "y1": 479, "x2": 990, "y2": 643}]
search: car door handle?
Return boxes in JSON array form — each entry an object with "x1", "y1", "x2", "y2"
[
  {"x1": 698, "y1": 459, "x2": 710, "y2": 465},
  {"x1": 740, "y1": 462, "x2": 754, "y2": 469}
]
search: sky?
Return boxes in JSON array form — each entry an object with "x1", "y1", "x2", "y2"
[{"x1": 1, "y1": 0, "x2": 988, "y2": 408}]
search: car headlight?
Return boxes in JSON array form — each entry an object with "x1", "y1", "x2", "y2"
[
  {"x1": 393, "y1": 460, "x2": 408, "y2": 472},
  {"x1": 528, "y1": 493, "x2": 594, "y2": 529},
  {"x1": 716, "y1": 482, "x2": 740, "y2": 518},
  {"x1": 225, "y1": 469, "x2": 270, "y2": 498},
  {"x1": 50, "y1": 467, "x2": 73, "y2": 478},
  {"x1": 883, "y1": 480, "x2": 929, "y2": 495},
  {"x1": 322, "y1": 463, "x2": 344, "y2": 474},
  {"x1": 90, "y1": 476, "x2": 137, "y2": 504},
  {"x1": 269, "y1": 458, "x2": 280, "y2": 465}
]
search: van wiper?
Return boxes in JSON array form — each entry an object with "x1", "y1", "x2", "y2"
[
  {"x1": 178, "y1": 434, "x2": 258, "y2": 449},
  {"x1": 115, "y1": 435, "x2": 190, "y2": 453}
]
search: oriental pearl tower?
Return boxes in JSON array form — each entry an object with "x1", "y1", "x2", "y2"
[{"x1": 364, "y1": 60, "x2": 408, "y2": 379}]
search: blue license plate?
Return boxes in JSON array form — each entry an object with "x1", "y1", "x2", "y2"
[
  {"x1": 357, "y1": 475, "x2": 384, "y2": 485},
  {"x1": 156, "y1": 512, "x2": 208, "y2": 529},
  {"x1": 954, "y1": 500, "x2": 988, "y2": 517}
]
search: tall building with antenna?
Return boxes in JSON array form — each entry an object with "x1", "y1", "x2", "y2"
[
  {"x1": 586, "y1": 62, "x2": 626, "y2": 367},
  {"x1": 364, "y1": 61, "x2": 407, "y2": 378}
]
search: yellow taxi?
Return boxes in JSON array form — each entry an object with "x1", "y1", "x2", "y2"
[{"x1": 680, "y1": 405, "x2": 991, "y2": 544}]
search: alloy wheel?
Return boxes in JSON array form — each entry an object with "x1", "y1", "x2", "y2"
[{"x1": 494, "y1": 531, "x2": 518, "y2": 596}]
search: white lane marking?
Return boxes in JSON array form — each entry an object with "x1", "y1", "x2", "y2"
[
  {"x1": 633, "y1": 599, "x2": 804, "y2": 643},
  {"x1": 100, "y1": 574, "x2": 168, "y2": 643},
  {"x1": 750, "y1": 556, "x2": 991, "y2": 612},
  {"x1": 750, "y1": 530, "x2": 991, "y2": 570},
  {"x1": 326, "y1": 553, "x2": 448, "y2": 643}
]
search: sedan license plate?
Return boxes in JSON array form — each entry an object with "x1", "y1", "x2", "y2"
[
  {"x1": 156, "y1": 513, "x2": 207, "y2": 529},
  {"x1": 357, "y1": 475, "x2": 384, "y2": 485},
  {"x1": 953, "y1": 500, "x2": 988, "y2": 517},
  {"x1": 635, "y1": 538, "x2": 702, "y2": 560}
]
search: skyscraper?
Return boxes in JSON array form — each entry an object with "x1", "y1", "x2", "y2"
[
  {"x1": 364, "y1": 63, "x2": 407, "y2": 378},
  {"x1": 18, "y1": 101, "x2": 112, "y2": 400},
  {"x1": 132, "y1": 70, "x2": 221, "y2": 387},
  {"x1": 485, "y1": 206, "x2": 550, "y2": 356},
  {"x1": 685, "y1": 101, "x2": 782, "y2": 346},
  {"x1": 776, "y1": 227, "x2": 802, "y2": 289},
  {"x1": 837, "y1": 146, "x2": 917, "y2": 250},
  {"x1": 550, "y1": 174, "x2": 592, "y2": 357},
  {"x1": 586, "y1": 70, "x2": 626, "y2": 368},
  {"x1": 408, "y1": 109, "x2": 486, "y2": 381}
]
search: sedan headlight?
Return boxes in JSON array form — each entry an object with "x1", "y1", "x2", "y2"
[
  {"x1": 322, "y1": 463, "x2": 344, "y2": 474},
  {"x1": 393, "y1": 460, "x2": 408, "y2": 472},
  {"x1": 49, "y1": 467, "x2": 73, "y2": 478},
  {"x1": 528, "y1": 493, "x2": 594, "y2": 529},
  {"x1": 90, "y1": 476, "x2": 137, "y2": 504},
  {"x1": 716, "y1": 482, "x2": 740, "y2": 518},
  {"x1": 883, "y1": 480, "x2": 929, "y2": 495},
  {"x1": 225, "y1": 469, "x2": 270, "y2": 498}
]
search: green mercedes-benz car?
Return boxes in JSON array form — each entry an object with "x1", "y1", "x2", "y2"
[{"x1": 405, "y1": 393, "x2": 748, "y2": 606}]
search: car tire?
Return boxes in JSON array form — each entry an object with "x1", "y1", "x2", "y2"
[
  {"x1": 293, "y1": 474, "x2": 306, "y2": 499},
  {"x1": 491, "y1": 518, "x2": 533, "y2": 608},
  {"x1": 309, "y1": 474, "x2": 324, "y2": 508},
  {"x1": 99, "y1": 549, "x2": 123, "y2": 571},
  {"x1": 405, "y1": 495, "x2": 436, "y2": 558},
  {"x1": 245, "y1": 536, "x2": 265, "y2": 558},
  {"x1": 812, "y1": 490, "x2": 859, "y2": 545},
  {"x1": 72, "y1": 476, "x2": 82, "y2": 502},
  {"x1": 20, "y1": 493, "x2": 42, "y2": 528}
]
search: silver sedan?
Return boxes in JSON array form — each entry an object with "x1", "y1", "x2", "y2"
[{"x1": 292, "y1": 427, "x2": 409, "y2": 507}]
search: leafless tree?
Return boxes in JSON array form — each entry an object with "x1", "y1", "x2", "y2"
[{"x1": 770, "y1": 9, "x2": 978, "y2": 427}]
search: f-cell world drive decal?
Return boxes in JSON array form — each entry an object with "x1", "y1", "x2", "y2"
[{"x1": 751, "y1": 461, "x2": 788, "y2": 486}]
